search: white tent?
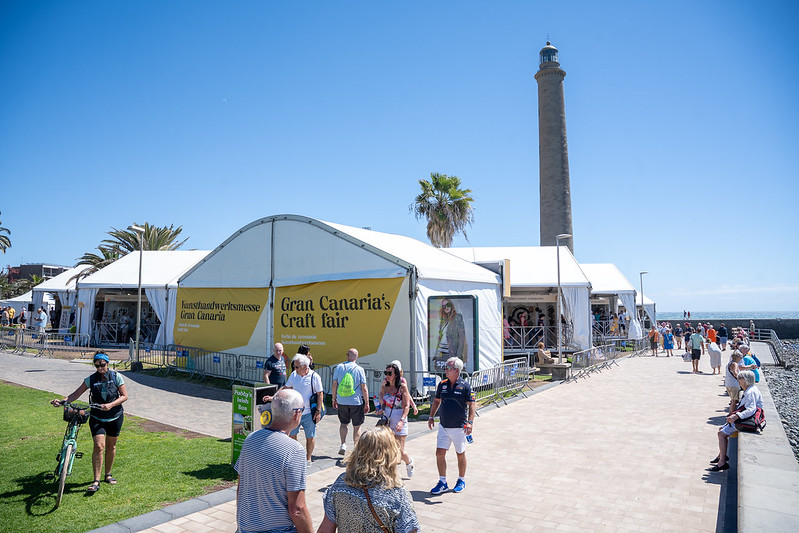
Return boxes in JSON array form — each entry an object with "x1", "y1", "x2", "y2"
[
  {"x1": 635, "y1": 293, "x2": 656, "y2": 326},
  {"x1": 76, "y1": 250, "x2": 210, "y2": 345},
  {"x1": 580, "y1": 263, "x2": 643, "y2": 339},
  {"x1": 31, "y1": 266, "x2": 84, "y2": 320},
  {"x1": 0, "y1": 290, "x2": 54, "y2": 314},
  {"x1": 445, "y1": 246, "x2": 593, "y2": 350},
  {"x1": 177, "y1": 215, "x2": 502, "y2": 373}
]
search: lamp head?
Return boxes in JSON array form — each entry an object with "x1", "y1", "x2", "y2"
[{"x1": 128, "y1": 224, "x2": 145, "y2": 234}]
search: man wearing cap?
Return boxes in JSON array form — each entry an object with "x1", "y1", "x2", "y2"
[
  {"x1": 331, "y1": 348, "x2": 369, "y2": 455},
  {"x1": 428, "y1": 356, "x2": 475, "y2": 495},
  {"x1": 236, "y1": 388, "x2": 313, "y2": 533},
  {"x1": 51, "y1": 352, "x2": 128, "y2": 492}
]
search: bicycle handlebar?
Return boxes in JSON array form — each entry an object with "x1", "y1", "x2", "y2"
[{"x1": 52, "y1": 400, "x2": 103, "y2": 410}]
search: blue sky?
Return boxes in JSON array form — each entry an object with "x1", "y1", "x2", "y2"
[{"x1": 1, "y1": 1, "x2": 797, "y2": 313}]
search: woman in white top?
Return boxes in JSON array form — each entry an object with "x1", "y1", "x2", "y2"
[{"x1": 709, "y1": 370, "x2": 763, "y2": 472}]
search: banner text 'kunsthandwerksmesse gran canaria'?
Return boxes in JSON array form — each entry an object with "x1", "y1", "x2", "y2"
[
  {"x1": 173, "y1": 288, "x2": 269, "y2": 352},
  {"x1": 275, "y1": 278, "x2": 404, "y2": 365}
]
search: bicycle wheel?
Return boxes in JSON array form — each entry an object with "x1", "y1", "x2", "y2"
[{"x1": 55, "y1": 443, "x2": 72, "y2": 508}]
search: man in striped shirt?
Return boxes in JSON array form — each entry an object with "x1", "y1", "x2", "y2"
[{"x1": 235, "y1": 388, "x2": 313, "y2": 533}]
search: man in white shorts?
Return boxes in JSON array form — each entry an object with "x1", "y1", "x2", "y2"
[{"x1": 428, "y1": 357, "x2": 475, "y2": 495}]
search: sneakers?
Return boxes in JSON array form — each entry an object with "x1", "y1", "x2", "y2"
[
  {"x1": 338, "y1": 442, "x2": 347, "y2": 455},
  {"x1": 306, "y1": 459, "x2": 313, "y2": 468},
  {"x1": 453, "y1": 479, "x2": 466, "y2": 493},
  {"x1": 430, "y1": 480, "x2": 449, "y2": 495},
  {"x1": 406, "y1": 459, "x2": 415, "y2": 478}
]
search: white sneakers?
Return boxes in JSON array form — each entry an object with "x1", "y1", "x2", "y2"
[
  {"x1": 338, "y1": 442, "x2": 347, "y2": 455},
  {"x1": 406, "y1": 458, "x2": 415, "y2": 478}
]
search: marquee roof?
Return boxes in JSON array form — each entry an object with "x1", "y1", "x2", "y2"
[
  {"x1": 579, "y1": 263, "x2": 636, "y2": 295},
  {"x1": 445, "y1": 246, "x2": 591, "y2": 288},
  {"x1": 79, "y1": 250, "x2": 210, "y2": 289}
]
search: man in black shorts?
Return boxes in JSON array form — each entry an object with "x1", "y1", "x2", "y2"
[{"x1": 331, "y1": 348, "x2": 369, "y2": 455}]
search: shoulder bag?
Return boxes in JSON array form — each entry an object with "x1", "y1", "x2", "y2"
[
  {"x1": 733, "y1": 405, "x2": 766, "y2": 432},
  {"x1": 363, "y1": 486, "x2": 391, "y2": 533},
  {"x1": 376, "y1": 391, "x2": 399, "y2": 427}
]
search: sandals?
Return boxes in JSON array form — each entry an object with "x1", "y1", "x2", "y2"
[
  {"x1": 104, "y1": 474, "x2": 118, "y2": 485},
  {"x1": 87, "y1": 480, "x2": 101, "y2": 493},
  {"x1": 708, "y1": 463, "x2": 729, "y2": 472}
]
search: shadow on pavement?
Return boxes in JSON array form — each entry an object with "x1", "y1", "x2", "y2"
[{"x1": 119, "y1": 371, "x2": 232, "y2": 402}]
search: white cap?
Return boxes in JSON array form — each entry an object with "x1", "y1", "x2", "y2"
[{"x1": 390, "y1": 360, "x2": 402, "y2": 372}]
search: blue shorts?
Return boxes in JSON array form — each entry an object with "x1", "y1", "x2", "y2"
[
  {"x1": 720, "y1": 336, "x2": 728, "y2": 345},
  {"x1": 289, "y1": 412, "x2": 316, "y2": 438}
]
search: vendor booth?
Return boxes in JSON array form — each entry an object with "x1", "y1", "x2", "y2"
[
  {"x1": 445, "y1": 246, "x2": 592, "y2": 353},
  {"x1": 580, "y1": 263, "x2": 643, "y2": 341},
  {"x1": 175, "y1": 214, "x2": 503, "y2": 373},
  {"x1": 75, "y1": 250, "x2": 209, "y2": 346},
  {"x1": 31, "y1": 266, "x2": 84, "y2": 331}
]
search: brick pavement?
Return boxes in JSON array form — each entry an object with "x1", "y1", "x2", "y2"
[
  {"x1": 1, "y1": 349, "x2": 736, "y2": 532},
  {"x1": 138, "y1": 354, "x2": 734, "y2": 532}
]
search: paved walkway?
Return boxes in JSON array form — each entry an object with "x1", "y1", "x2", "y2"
[{"x1": 2, "y1": 348, "x2": 747, "y2": 532}]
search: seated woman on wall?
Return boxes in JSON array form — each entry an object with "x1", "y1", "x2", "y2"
[
  {"x1": 708, "y1": 370, "x2": 763, "y2": 472},
  {"x1": 536, "y1": 341, "x2": 554, "y2": 365}
]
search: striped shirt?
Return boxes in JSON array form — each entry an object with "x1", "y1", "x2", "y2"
[{"x1": 235, "y1": 428, "x2": 306, "y2": 532}]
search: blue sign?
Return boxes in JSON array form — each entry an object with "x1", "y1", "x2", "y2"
[
  {"x1": 423, "y1": 377, "x2": 436, "y2": 387},
  {"x1": 213, "y1": 355, "x2": 220, "y2": 364},
  {"x1": 256, "y1": 360, "x2": 264, "y2": 369},
  {"x1": 482, "y1": 374, "x2": 489, "y2": 384},
  {"x1": 145, "y1": 347, "x2": 151, "y2": 354}
]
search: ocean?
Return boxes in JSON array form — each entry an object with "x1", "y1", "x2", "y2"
[{"x1": 657, "y1": 311, "x2": 799, "y2": 320}]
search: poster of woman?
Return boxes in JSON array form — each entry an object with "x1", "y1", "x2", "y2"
[{"x1": 428, "y1": 296, "x2": 476, "y2": 373}]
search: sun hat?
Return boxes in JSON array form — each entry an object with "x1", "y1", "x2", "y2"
[{"x1": 93, "y1": 352, "x2": 110, "y2": 363}]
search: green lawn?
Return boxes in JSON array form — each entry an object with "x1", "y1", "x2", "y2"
[{"x1": 0, "y1": 381, "x2": 236, "y2": 532}]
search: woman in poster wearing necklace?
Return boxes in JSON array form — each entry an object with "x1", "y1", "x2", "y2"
[{"x1": 433, "y1": 298, "x2": 467, "y2": 370}]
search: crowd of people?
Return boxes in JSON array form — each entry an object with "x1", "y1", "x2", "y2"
[
  {"x1": 247, "y1": 344, "x2": 475, "y2": 532},
  {"x1": 648, "y1": 321, "x2": 766, "y2": 473}
]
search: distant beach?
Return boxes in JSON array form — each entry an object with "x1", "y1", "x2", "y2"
[{"x1": 658, "y1": 311, "x2": 799, "y2": 320}]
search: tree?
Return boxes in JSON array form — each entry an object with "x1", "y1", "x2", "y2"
[
  {"x1": 0, "y1": 211, "x2": 11, "y2": 253},
  {"x1": 72, "y1": 222, "x2": 188, "y2": 281},
  {"x1": 410, "y1": 172, "x2": 474, "y2": 248}
]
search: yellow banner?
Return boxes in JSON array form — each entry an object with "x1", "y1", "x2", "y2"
[
  {"x1": 174, "y1": 288, "x2": 269, "y2": 352},
  {"x1": 274, "y1": 278, "x2": 404, "y2": 366}
]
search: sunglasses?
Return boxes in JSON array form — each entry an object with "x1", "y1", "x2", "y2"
[
  {"x1": 95, "y1": 362, "x2": 107, "y2": 368},
  {"x1": 292, "y1": 407, "x2": 304, "y2": 412},
  {"x1": 384, "y1": 371, "x2": 394, "y2": 375}
]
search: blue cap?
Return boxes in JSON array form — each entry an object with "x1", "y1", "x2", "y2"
[{"x1": 93, "y1": 353, "x2": 110, "y2": 363}]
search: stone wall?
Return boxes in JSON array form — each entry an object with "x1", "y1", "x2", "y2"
[{"x1": 659, "y1": 319, "x2": 799, "y2": 340}]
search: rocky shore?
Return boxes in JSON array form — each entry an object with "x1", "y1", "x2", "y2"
[{"x1": 764, "y1": 339, "x2": 799, "y2": 462}]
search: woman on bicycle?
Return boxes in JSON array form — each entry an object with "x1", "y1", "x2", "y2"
[{"x1": 51, "y1": 352, "x2": 128, "y2": 493}]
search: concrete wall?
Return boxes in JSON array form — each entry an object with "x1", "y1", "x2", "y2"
[
  {"x1": 660, "y1": 319, "x2": 799, "y2": 340},
  {"x1": 737, "y1": 363, "x2": 799, "y2": 531}
]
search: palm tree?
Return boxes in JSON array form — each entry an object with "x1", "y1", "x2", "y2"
[
  {"x1": 72, "y1": 222, "x2": 188, "y2": 281},
  {"x1": 102, "y1": 222, "x2": 188, "y2": 253},
  {"x1": 410, "y1": 173, "x2": 474, "y2": 248},
  {"x1": 0, "y1": 211, "x2": 11, "y2": 253},
  {"x1": 72, "y1": 246, "x2": 122, "y2": 282}
]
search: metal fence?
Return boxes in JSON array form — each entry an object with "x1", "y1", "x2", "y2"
[
  {"x1": 565, "y1": 338, "x2": 648, "y2": 382},
  {"x1": 0, "y1": 326, "x2": 92, "y2": 358},
  {"x1": 751, "y1": 329, "x2": 787, "y2": 366}
]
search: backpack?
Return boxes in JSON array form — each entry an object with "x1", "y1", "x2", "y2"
[{"x1": 338, "y1": 368, "x2": 356, "y2": 397}]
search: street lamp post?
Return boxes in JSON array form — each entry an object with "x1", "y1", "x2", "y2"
[
  {"x1": 556, "y1": 233, "x2": 571, "y2": 364},
  {"x1": 639, "y1": 271, "x2": 648, "y2": 330},
  {"x1": 129, "y1": 225, "x2": 145, "y2": 367}
]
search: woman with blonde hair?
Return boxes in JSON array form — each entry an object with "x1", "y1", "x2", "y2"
[{"x1": 318, "y1": 427, "x2": 419, "y2": 533}]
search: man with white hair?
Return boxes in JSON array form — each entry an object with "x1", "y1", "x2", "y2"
[
  {"x1": 332, "y1": 348, "x2": 369, "y2": 455},
  {"x1": 236, "y1": 388, "x2": 313, "y2": 533},
  {"x1": 284, "y1": 353, "x2": 324, "y2": 466},
  {"x1": 427, "y1": 356, "x2": 475, "y2": 495}
]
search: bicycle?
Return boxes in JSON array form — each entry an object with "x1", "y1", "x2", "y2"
[{"x1": 51, "y1": 400, "x2": 100, "y2": 508}]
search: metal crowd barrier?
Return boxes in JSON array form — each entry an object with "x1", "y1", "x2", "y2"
[
  {"x1": 753, "y1": 329, "x2": 786, "y2": 366},
  {"x1": 0, "y1": 327, "x2": 91, "y2": 358},
  {"x1": 468, "y1": 357, "x2": 532, "y2": 408}
]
